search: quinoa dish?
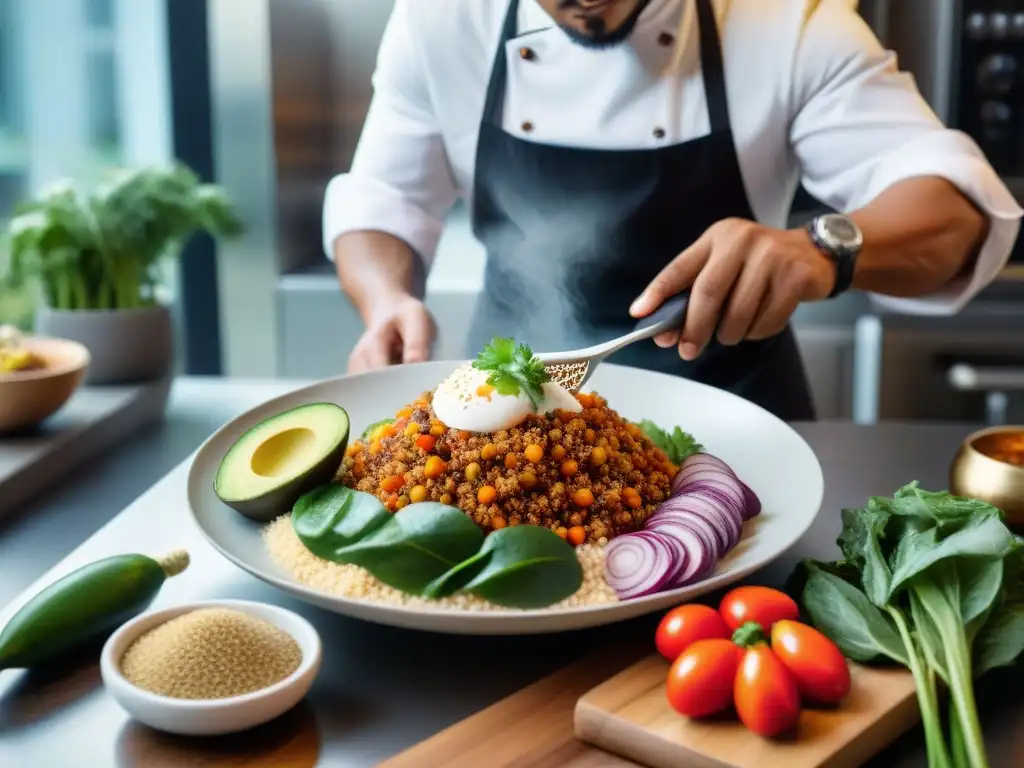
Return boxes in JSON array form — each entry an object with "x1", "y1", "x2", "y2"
[
  {"x1": 340, "y1": 389, "x2": 676, "y2": 546},
  {"x1": 234, "y1": 338, "x2": 762, "y2": 612}
]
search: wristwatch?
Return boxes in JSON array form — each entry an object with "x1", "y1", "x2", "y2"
[{"x1": 806, "y1": 214, "x2": 863, "y2": 299}]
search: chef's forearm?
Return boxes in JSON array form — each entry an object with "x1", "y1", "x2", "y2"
[
  {"x1": 334, "y1": 231, "x2": 422, "y2": 320},
  {"x1": 847, "y1": 177, "x2": 990, "y2": 298}
]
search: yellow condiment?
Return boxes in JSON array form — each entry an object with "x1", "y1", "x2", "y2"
[
  {"x1": 119, "y1": 607, "x2": 302, "y2": 700},
  {"x1": 0, "y1": 325, "x2": 44, "y2": 373}
]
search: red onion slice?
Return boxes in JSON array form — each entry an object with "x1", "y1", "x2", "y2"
[
  {"x1": 675, "y1": 481, "x2": 746, "y2": 523},
  {"x1": 647, "y1": 513, "x2": 720, "y2": 565},
  {"x1": 654, "y1": 496, "x2": 741, "y2": 553},
  {"x1": 634, "y1": 529, "x2": 690, "y2": 588},
  {"x1": 604, "y1": 531, "x2": 678, "y2": 600},
  {"x1": 671, "y1": 453, "x2": 762, "y2": 521},
  {"x1": 650, "y1": 522, "x2": 716, "y2": 586}
]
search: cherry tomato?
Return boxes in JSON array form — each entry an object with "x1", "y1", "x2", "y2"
[
  {"x1": 719, "y1": 586, "x2": 799, "y2": 631},
  {"x1": 665, "y1": 639, "x2": 744, "y2": 719},
  {"x1": 734, "y1": 645, "x2": 801, "y2": 738},
  {"x1": 655, "y1": 604, "x2": 731, "y2": 662},
  {"x1": 770, "y1": 620, "x2": 851, "y2": 705}
]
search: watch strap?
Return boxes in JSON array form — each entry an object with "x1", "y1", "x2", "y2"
[{"x1": 807, "y1": 220, "x2": 856, "y2": 299}]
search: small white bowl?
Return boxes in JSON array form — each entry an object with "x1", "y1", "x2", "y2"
[{"x1": 100, "y1": 599, "x2": 322, "y2": 736}]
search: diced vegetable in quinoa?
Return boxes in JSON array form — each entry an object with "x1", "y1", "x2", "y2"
[{"x1": 338, "y1": 390, "x2": 678, "y2": 545}]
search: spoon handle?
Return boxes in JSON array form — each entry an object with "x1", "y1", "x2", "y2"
[
  {"x1": 631, "y1": 292, "x2": 690, "y2": 339},
  {"x1": 537, "y1": 292, "x2": 691, "y2": 369}
]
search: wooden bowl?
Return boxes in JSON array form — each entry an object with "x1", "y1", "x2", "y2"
[
  {"x1": 0, "y1": 336, "x2": 91, "y2": 433},
  {"x1": 949, "y1": 425, "x2": 1024, "y2": 529}
]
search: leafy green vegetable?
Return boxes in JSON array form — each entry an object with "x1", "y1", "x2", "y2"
[
  {"x1": 332, "y1": 503, "x2": 485, "y2": 594},
  {"x1": 360, "y1": 419, "x2": 394, "y2": 441},
  {"x1": 793, "y1": 482, "x2": 1024, "y2": 768},
  {"x1": 974, "y1": 538, "x2": 1024, "y2": 676},
  {"x1": 291, "y1": 485, "x2": 390, "y2": 560},
  {"x1": 422, "y1": 550, "x2": 491, "y2": 599},
  {"x1": 800, "y1": 562, "x2": 907, "y2": 665},
  {"x1": 2, "y1": 165, "x2": 242, "y2": 311},
  {"x1": 472, "y1": 337, "x2": 550, "y2": 410},
  {"x1": 460, "y1": 525, "x2": 583, "y2": 608},
  {"x1": 290, "y1": 488, "x2": 584, "y2": 608},
  {"x1": 637, "y1": 420, "x2": 703, "y2": 464}
]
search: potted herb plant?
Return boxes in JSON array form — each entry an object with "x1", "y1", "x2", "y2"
[{"x1": 1, "y1": 164, "x2": 242, "y2": 384}]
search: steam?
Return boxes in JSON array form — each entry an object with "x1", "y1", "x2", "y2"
[{"x1": 475, "y1": 180, "x2": 654, "y2": 354}]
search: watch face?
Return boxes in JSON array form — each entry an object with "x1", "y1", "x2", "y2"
[{"x1": 821, "y1": 215, "x2": 863, "y2": 251}]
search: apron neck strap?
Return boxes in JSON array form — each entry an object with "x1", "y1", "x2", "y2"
[
  {"x1": 693, "y1": 0, "x2": 731, "y2": 134},
  {"x1": 482, "y1": 0, "x2": 522, "y2": 126},
  {"x1": 483, "y1": 0, "x2": 733, "y2": 134}
]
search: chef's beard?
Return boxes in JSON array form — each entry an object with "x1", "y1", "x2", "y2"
[{"x1": 555, "y1": 0, "x2": 652, "y2": 49}]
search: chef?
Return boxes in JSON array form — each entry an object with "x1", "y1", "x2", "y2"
[{"x1": 323, "y1": 0, "x2": 1023, "y2": 421}]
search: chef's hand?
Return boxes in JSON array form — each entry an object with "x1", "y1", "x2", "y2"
[
  {"x1": 348, "y1": 294, "x2": 436, "y2": 373},
  {"x1": 629, "y1": 218, "x2": 837, "y2": 361}
]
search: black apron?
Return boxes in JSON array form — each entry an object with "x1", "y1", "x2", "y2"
[{"x1": 467, "y1": 0, "x2": 816, "y2": 422}]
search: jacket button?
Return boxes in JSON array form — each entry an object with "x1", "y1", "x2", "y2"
[
  {"x1": 519, "y1": 47, "x2": 536, "y2": 61},
  {"x1": 658, "y1": 32, "x2": 675, "y2": 47},
  {"x1": 653, "y1": 127, "x2": 666, "y2": 139},
  {"x1": 522, "y1": 121, "x2": 535, "y2": 133}
]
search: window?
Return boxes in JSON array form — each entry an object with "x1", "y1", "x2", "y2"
[{"x1": 0, "y1": 0, "x2": 172, "y2": 328}]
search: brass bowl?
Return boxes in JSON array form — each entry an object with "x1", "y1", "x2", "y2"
[{"x1": 949, "y1": 426, "x2": 1024, "y2": 529}]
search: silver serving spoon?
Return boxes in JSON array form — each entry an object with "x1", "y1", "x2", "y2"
[{"x1": 536, "y1": 292, "x2": 690, "y2": 393}]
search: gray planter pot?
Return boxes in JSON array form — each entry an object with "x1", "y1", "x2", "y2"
[{"x1": 35, "y1": 305, "x2": 174, "y2": 385}]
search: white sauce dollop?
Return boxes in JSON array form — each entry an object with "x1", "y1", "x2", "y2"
[{"x1": 431, "y1": 363, "x2": 582, "y2": 433}]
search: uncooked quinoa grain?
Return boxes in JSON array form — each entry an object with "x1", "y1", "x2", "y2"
[
  {"x1": 119, "y1": 608, "x2": 302, "y2": 699},
  {"x1": 263, "y1": 514, "x2": 619, "y2": 611}
]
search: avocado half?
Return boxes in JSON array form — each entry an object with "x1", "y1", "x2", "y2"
[{"x1": 214, "y1": 402, "x2": 350, "y2": 522}]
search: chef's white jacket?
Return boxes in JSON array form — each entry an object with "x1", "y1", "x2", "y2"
[{"x1": 323, "y1": 0, "x2": 1023, "y2": 315}]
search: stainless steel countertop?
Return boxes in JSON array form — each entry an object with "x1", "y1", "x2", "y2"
[{"x1": 1, "y1": 378, "x2": 1018, "y2": 767}]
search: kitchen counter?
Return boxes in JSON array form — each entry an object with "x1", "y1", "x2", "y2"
[{"x1": 0, "y1": 378, "x2": 1020, "y2": 767}]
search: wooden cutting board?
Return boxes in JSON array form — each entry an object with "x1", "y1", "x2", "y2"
[{"x1": 575, "y1": 655, "x2": 920, "y2": 768}]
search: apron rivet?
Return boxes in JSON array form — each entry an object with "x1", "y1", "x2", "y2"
[
  {"x1": 658, "y1": 32, "x2": 675, "y2": 47},
  {"x1": 653, "y1": 127, "x2": 666, "y2": 139},
  {"x1": 522, "y1": 121, "x2": 535, "y2": 133},
  {"x1": 519, "y1": 46, "x2": 536, "y2": 61}
]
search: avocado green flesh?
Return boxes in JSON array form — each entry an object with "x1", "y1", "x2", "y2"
[
  {"x1": 0, "y1": 555, "x2": 166, "y2": 670},
  {"x1": 215, "y1": 402, "x2": 350, "y2": 522}
]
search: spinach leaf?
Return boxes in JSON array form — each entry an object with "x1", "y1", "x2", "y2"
[
  {"x1": 975, "y1": 604, "x2": 1024, "y2": 676},
  {"x1": 422, "y1": 550, "x2": 491, "y2": 600},
  {"x1": 888, "y1": 513, "x2": 1012, "y2": 599},
  {"x1": 333, "y1": 503, "x2": 485, "y2": 594},
  {"x1": 958, "y1": 558, "x2": 1006, "y2": 635},
  {"x1": 891, "y1": 483, "x2": 1003, "y2": 532},
  {"x1": 800, "y1": 561, "x2": 907, "y2": 665},
  {"x1": 637, "y1": 420, "x2": 703, "y2": 464},
  {"x1": 975, "y1": 538, "x2": 1024, "y2": 676},
  {"x1": 360, "y1": 419, "x2": 394, "y2": 441},
  {"x1": 461, "y1": 525, "x2": 583, "y2": 608},
  {"x1": 836, "y1": 506, "x2": 892, "y2": 607},
  {"x1": 291, "y1": 484, "x2": 390, "y2": 560}
]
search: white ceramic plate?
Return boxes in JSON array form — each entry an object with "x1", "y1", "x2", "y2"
[{"x1": 187, "y1": 361, "x2": 824, "y2": 635}]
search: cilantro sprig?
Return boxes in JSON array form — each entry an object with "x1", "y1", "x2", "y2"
[
  {"x1": 472, "y1": 337, "x2": 551, "y2": 410},
  {"x1": 637, "y1": 420, "x2": 703, "y2": 464}
]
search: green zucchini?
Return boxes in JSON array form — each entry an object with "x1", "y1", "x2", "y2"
[{"x1": 0, "y1": 550, "x2": 190, "y2": 670}]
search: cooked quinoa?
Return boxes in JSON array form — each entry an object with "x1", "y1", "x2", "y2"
[
  {"x1": 263, "y1": 514, "x2": 618, "y2": 610},
  {"x1": 337, "y1": 390, "x2": 677, "y2": 545}
]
